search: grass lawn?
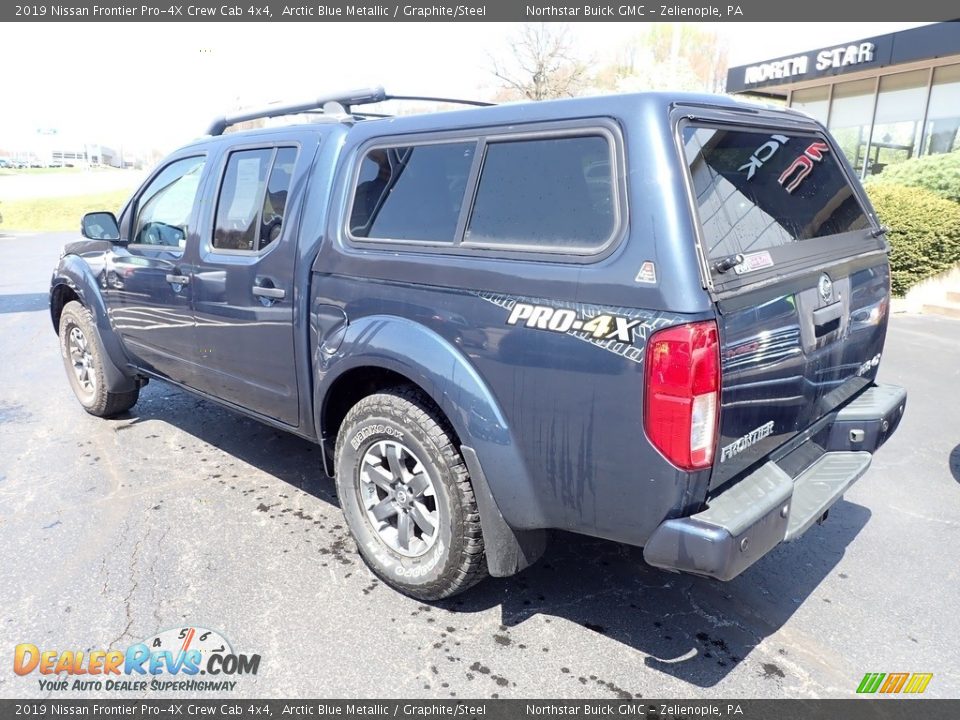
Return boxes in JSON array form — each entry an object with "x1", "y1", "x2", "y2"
[
  {"x1": 1, "y1": 189, "x2": 132, "y2": 232},
  {"x1": 0, "y1": 167, "x2": 88, "y2": 177}
]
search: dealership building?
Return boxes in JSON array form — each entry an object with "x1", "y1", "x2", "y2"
[{"x1": 726, "y1": 22, "x2": 960, "y2": 179}]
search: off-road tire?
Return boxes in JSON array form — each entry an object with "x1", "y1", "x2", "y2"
[
  {"x1": 58, "y1": 301, "x2": 139, "y2": 417},
  {"x1": 335, "y1": 387, "x2": 488, "y2": 600}
]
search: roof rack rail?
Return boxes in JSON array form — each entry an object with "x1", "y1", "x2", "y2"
[
  {"x1": 383, "y1": 94, "x2": 495, "y2": 108},
  {"x1": 205, "y1": 86, "x2": 387, "y2": 136},
  {"x1": 205, "y1": 88, "x2": 495, "y2": 135}
]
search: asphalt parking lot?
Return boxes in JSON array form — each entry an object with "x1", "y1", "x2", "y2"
[{"x1": 1, "y1": 231, "x2": 959, "y2": 699}]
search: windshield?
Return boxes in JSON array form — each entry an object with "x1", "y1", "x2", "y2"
[{"x1": 683, "y1": 125, "x2": 870, "y2": 266}]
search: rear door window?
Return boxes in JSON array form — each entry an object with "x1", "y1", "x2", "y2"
[
  {"x1": 682, "y1": 125, "x2": 873, "y2": 283},
  {"x1": 213, "y1": 147, "x2": 298, "y2": 252}
]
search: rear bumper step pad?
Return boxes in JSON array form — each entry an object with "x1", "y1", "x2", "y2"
[{"x1": 785, "y1": 451, "x2": 871, "y2": 540}]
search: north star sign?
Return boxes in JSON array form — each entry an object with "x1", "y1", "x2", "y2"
[{"x1": 743, "y1": 42, "x2": 876, "y2": 85}]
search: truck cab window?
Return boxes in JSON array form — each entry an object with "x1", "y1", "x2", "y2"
[{"x1": 133, "y1": 156, "x2": 205, "y2": 247}]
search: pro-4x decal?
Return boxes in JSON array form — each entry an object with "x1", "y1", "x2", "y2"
[
  {"x1": 475, "y1": 291, "x2": 682, "y2": 364},
  {"x1": 506, "y1": 303, "x2": 641, "y2": 342}
]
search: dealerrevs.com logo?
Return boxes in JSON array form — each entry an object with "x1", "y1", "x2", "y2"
[{"x1": 14, "y1": 626, "x2": 261, "y2": 692}]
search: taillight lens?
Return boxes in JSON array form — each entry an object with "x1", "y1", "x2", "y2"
[{"x1": 644, "y1": 320, "x2": 720, "y2": 470}]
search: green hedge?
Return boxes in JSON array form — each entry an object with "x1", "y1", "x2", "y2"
[
  {"x1": 871, "y1": 150, "x2": 960, "y2": 202},
  {"x1": 866, "y1": 183, "x2": 960, "y2": 295}
]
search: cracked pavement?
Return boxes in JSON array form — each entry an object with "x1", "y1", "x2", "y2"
[{"x1": 1, "y1": 232, "x2": 959, "y2": 699}]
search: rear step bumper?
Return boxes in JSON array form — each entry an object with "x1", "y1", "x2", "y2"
[{"x1": 643, "y1": 383, "x2": 906, "y2": 581}]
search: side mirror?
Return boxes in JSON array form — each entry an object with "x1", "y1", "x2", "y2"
[{"x1": 81, "y1": 211, "x2": 121, "y2": 242}]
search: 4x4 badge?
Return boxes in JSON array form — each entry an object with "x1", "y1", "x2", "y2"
[{"x1": 818, "y1": 273, "x2": 833, "y2": 302}]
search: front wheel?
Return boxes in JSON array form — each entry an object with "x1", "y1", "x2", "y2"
[
  {"x1": 58, "y1": 301, "x2": 139, "y2": 417},
  {"x1": 334, "y1": 387, "x2": 488, "y2": 600}
]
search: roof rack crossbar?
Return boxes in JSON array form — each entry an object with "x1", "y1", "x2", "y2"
[{"x1": 205, "y1": 86, "x2": 388, "y2": 136}]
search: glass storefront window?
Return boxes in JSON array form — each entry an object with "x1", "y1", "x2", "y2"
[
  {"x1": 828, "y1": 78, "x2": 876, "y2": 176},
  {"x1": 923, "y1": 63, "x2": 960, "y2": 155},
  {"x1": 790, "y1": 86, "x2": 830, "y2": 124},
  {"x1": 869, "y1": 70, "x2": 928, "y2": 175}
]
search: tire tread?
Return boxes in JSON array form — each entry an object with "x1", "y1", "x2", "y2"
[
  {"x1": 60, "y1": 301, "x2": 139, "y2": 418},
  {"x1": 334, "y1": 386, "x2": 488, "y2": 600}
]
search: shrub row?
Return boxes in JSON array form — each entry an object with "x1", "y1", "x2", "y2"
[
  {"x1": 870, "y1": 150, "x2": 960, "y2": 202},
  {"x1": 866, "y1": 183, "x2": 960, "y2": 296}
]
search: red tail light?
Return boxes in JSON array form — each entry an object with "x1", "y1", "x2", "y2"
[{"x1": 644, "y1": 320, "x2": 720, "y2": 471}]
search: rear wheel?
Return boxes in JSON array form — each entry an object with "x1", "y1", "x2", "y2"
[
  {"x1": 58, "y1": 301, "x2": 139, "y2": 417},
  {"x1": 334, "y1": 387, "x2": 487, "y2": 600}
]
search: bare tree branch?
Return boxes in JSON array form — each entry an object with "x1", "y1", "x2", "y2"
[{"x1": 488, "y1": 23, "x2": 588, "y2": 101}]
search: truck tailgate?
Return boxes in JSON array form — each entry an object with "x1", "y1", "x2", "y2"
[{"x1": 680, "y1": 120, "x2": 890, "y2": 489}]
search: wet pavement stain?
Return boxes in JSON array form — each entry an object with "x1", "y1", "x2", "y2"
[
  {"x1": 694, "y1": 631, "x2": 741, "y2": 667},
  {"x1": 761, "y1": 662, "x2": 786, "y2": 679},
  {"x1": 317, "y1": 537, "x2": 354, "y2": 566}
]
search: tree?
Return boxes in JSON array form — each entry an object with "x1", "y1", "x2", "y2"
[
  {"x1": 595, "y1": 24, "x2": 729, "y2": 94},
  {"x1": 490, "y1": 24, "x2": 588, "y2": 101}
]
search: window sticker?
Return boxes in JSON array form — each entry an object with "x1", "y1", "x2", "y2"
[
  {"x1": 227, "y1": 157, "x2": 262, "y2": 220},
  {"x1": 635, "y1": 261, "x2": 658, "y2": 284},
  {"x1": 733, "y1": 250, "x2": 775, "y2": 275}
]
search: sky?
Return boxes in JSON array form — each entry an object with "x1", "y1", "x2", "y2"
[{"x1": 0, "y1": 21, "x2": 932, "y2": 155}]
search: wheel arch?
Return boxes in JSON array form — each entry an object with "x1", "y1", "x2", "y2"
[
  {"x1": 315, "y1": 315, "x2": 547, "y2": 577},
  {"x1": 51, "y1": 256, "x2": 136, "y2": 393},
  {"x1": 50, "y1": 282, "x2": 81, "y2": 334}
]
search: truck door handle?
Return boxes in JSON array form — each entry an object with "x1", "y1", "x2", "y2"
[
  {"x1": 813, "y1": 301, "x2": 842, "y2": 327},
  {"x1": 165, "y1": 274, "x2": 190, "y2": 286},
  {"x1": 252, "y1": 286, "x2": 285, "y2": 300}
]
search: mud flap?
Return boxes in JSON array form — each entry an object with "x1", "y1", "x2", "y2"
[{"x1": 461, "y1": 445, "x2": 546, "y2": 578}]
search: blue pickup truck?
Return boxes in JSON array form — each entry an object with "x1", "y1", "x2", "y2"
[{"x1": 50, "y1": 88, "x2": 906, "y2": 600}]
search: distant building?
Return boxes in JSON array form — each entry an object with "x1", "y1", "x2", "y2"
[
  {"x1": 50, "y1": 145, "x2": 100, "y2": 167},
  {"x1": 4, "y1": 132, "x2": 139, "y2": 168},
  {"x1": 100, "y1": 146, "x2": 122, "y2": 168},
  {"x1": 726, "y1": 22, "x2": 960, "y2": 179}
]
